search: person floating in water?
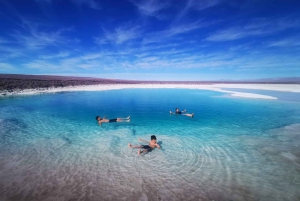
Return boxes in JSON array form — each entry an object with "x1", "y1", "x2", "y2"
[
  {"x1": 170, "y1": 108, "x2": 194, "y2": 117},
  {"x1": 96, "y1": 115, "x2": 130, "y2": 125},
  {"x1": 128, "y1": 135, "x2": 160, "y2": 155}
]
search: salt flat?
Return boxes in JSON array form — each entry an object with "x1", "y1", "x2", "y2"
[{"x1": 2, "y1": 84, "x2": 300, "y2": 99}]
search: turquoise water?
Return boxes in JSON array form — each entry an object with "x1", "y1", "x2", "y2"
[{"x1": 1, "y1": 89, "x2": 300, "y2": 201}]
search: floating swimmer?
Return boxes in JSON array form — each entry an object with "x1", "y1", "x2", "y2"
[
  {"x1": 96, "y1": 115, "x2": 130, "y2": 126},
  {"x1": 170, "y1": 108, "x2": 194, "y2": 117},
  {"x1": 128, "y1": 135, "x2": 160, "y2": 155}
]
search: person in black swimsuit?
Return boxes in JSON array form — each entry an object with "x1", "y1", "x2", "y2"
[
  {"x1": 170, "y1": 108, "x2": 194, "y2": 117},
  {"x1": 128, "y1": 135, "x2": 160, "y2": 155},
  {"x1": 96, "y1": 116, "x2": 130, "y2": 125}
]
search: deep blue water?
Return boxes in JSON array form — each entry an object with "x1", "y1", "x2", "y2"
[{"x1": 0, "y1": 89, "x2": 300, "y2": 201}]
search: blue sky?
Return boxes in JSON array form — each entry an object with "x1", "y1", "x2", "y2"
[{"x1": 0, "y1": 0, "x2": 300, "y2": 81}]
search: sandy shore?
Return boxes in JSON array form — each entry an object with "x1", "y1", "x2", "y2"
[{"x1": 1, "y1": 84, "x2": 300, "y2": 100}]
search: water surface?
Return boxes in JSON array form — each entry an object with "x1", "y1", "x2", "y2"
[{"x1": 1, "y1": 89, "x2": 300, "y2": 201}]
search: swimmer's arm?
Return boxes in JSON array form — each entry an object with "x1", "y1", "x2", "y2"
[
  {"x1": 138, "y1": 138, "x2": 149, "y2": 143},
  {"x1": 155, "y1": 143, "x2": 161, "y2": 149}
]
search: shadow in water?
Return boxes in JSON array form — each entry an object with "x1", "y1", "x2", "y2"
[{"x1": 157, "y1": 140, "x2": 164, "y2": 151}]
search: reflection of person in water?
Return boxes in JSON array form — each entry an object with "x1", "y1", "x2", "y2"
[
  {"x1": 170, "y1": 108, "x2": 194, "y2": 117},
  {"x1": 128, "y1": 135, "x2": 160, "y2": 155},
  {"x1": 96, "y1": 116, "x2": 130, "y2": 126}
]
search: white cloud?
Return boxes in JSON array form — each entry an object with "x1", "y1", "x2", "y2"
[
  {"x1": 81, "y1": 53, "x2": 103, "y2": 60},
  {"x1": 206, "y1": 27, "x2": 251, "y2": 41},
  {"x1": 268, "y1": 36, "x2": 300, "y2": 47},
  {"x1": 23, "y1": 60, "x2": 58, "y2": 70},
  {"x1": 131, "y1": 0, "x2": 169, "y2": 18},
  {"x1": 39, "y1": 51, "x2": 71, "y2": 59},
  {"x1": 0, "y1": 45, "x2": 25, "y2": 59},
  {"x1": 95, "y1": 25, "x2": 141, "y2": 45},
  {"x1": 206, "y1": 17, "x2": 300, "y2": 41},
  {"x1": 143, "y1": 20, "x2": 208, "y2": 44},
  {"x1": 0, "y1": 37, "x2": 9, "y2": 44},
  {"x1": 195, "y1": 0, "x2": 221, "y2": 10},
  {"x1": 167, "y1": 21, "x2": 205, "y2": 37},
  {"x1": 173, "y1": 0, "x2": 221, "y2": 24},
  {"x1": 17, "y1": 40, "x2": 300, "y2": 78},
  {"x1": 77, "y1": 63, "x2": 97, "y2": 69},
  {"x1": 10, "y1": 19, "x2": 70, "y2": 49},
  {"x1": 14, "y1": 30, "x2": 64, "y2": 49},
  {"x1": 0, "y1": 63, "x2": 15, "y2": 71}
]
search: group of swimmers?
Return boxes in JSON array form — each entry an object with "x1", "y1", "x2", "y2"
[{"x1": 95, "y1": 108, "x2": 194, "y2": 155}]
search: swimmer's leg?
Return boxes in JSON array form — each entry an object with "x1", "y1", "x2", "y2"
[
  {"x1": 182, "y1": 113, "x2": 194, "y2": 117},
  {"x1": 138, "y1": 149, "x2": 148, "y2": 155},
  {"x1": 117, "y1": 117, "x2": 130, "y2": 122},
  {"x1": 128, "y1": 143, "x2": 142, "y2": 148}
]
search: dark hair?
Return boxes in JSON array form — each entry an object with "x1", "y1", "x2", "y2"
[
  {"x1": 96, "y1": 116, "x2": 99, "y2": 120},
  {"x1": 151, "y1": 135, "x2": 156, "y2": 140}
]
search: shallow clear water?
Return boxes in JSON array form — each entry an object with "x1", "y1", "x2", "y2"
[{"x1": 0, "y1": 89, "x2": 300, "y2": 201}]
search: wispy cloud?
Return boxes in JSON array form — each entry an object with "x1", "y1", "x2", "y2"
[
  {"x1": 81, "y1": 53, "x2": 102, "y2": 60},
  {"x1": 268, "y1": 36, "x2": 300, "y2": 47},
  {"x1": 172, "y1": 0, "x2": 194, "y2": 23},
  {"x1": 0, "y1": 63, "x2": 16, "y2": 71},
  {"x1": 131, "y1": 0, "x2": 169, "y2": 18},
  {"x1": 19, "y1": 38, "x2": 300, "y2": 78},
  {"x1": 72, "y1": 0, "x2": 101, "y2": 10},
  {"x1": 1, "y1": 1, "x2": 299, "y2": 79},
  {"x1": 0, "y1": 45, "x2": 25, "y2": 59},
  {"x1": 195, "y1": 0, "x2": 221, "y2": 10},
  {"x1": 167, "y1": 20, "x2": 207, "y2": 37},
  {"x1": 95, "y1": 25, "x2": 141, "y2": 45},
  {"x1": 10, "y1": 18, "x2": 71, "y2": 49},
  {"x1": 23, "y1": 60, "x2": 59, "y2": 70},
  {"x1": 39, "y1": 51, "x2": 71, "y2": 60},
  {"x1": 12, "y1": 29, "x2": 65, "y2": 49},
  {"x1": 206, "y1": 17, "x2": 300, "y2": 41},
  {"x1": 173, "y1": 0, "x2": 221, "y2": 24},
  {"x1": 143, "y1": 20, "x2": 209, "y2": 44},
  {"x1": 0, "y1": 37, "x2": 9, "y2": 44}
]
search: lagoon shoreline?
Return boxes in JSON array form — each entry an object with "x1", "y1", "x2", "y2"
[
  {"x1": 1, "y1": 83, "x2": 300, "y2": 100},
  {"x1": 1, "y1": 74, "x2": 299, "y2": 99}
]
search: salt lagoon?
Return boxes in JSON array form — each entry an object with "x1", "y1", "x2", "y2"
[{"x1": 0, "y1": 85, "x2": 300, "y2": 201}]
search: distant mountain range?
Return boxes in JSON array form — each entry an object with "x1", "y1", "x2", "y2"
[{"x1": 0, "y1": 74, "x2": 299, "y2": 91}]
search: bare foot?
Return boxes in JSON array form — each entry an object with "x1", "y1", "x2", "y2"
[
  {"x1": 128, "y1": 143, "x2": 132, "y2": 148},
  {"x1": 127, "y1": 116, "x2": 130, "y2": 119}
]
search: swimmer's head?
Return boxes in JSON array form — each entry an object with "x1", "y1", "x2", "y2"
[{"x1": 151, "y1": 135, "x2": 156, "y2": 140}]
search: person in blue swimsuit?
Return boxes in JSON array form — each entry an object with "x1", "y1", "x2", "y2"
[
  {"x1": 96, "y1": 116, "x2": 130, "y2": 125},
  {"x1": 128, "y1": 135, "x2": 160, "y2": 155},
  {"x1": 170, "y1": 108, "x2": 194, "y2": 117}
]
